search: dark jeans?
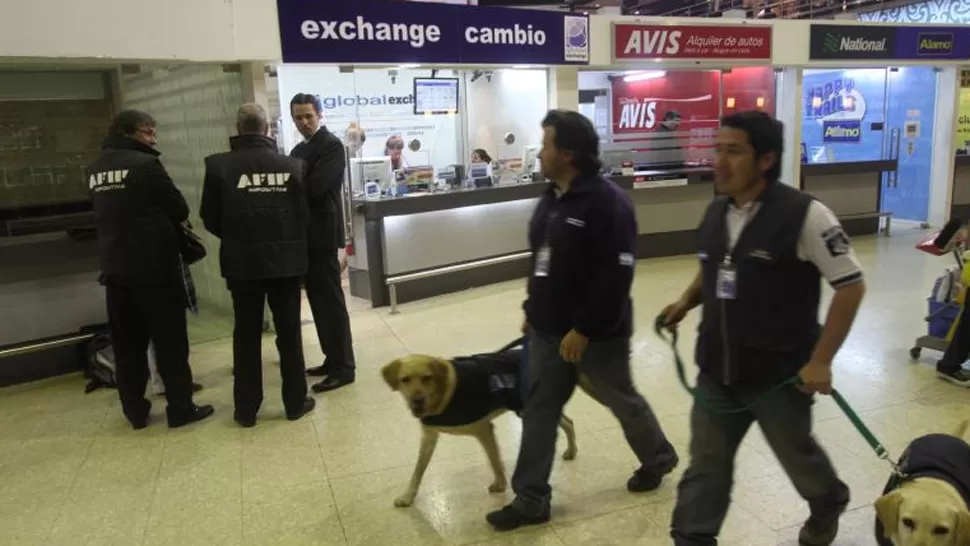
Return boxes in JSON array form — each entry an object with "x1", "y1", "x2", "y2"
[
  {"x1": 305, "y1": 247, "x2": 355, "y2": 378},
  {"x1": 229, "y1": 277, "x2": 308, "y2": 419},
  {"x1": 510, "y1": 331, "x2": 677, "y2": 516},
  {"x1": 106, "y1": 282, "x2": 195, "y2": 422},
  {"x1": 938, "y1": 300, "x2": 970, "y2": 373},
  {"x1": 670, "y1": 374, "x2": 850, "y2": 546}
]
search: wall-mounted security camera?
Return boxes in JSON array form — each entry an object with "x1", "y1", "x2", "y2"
[{"x1": 388, "y1": 69, "x2": 399, "y2": 84}]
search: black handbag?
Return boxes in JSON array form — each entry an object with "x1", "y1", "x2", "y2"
[{"x1": 179, "y1": 225, "x2": 207, "y2": 265}]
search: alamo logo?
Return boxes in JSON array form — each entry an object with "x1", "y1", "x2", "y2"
[
  {"x1": 89, "y1": 170, "x2": 129, "y2": 192},
  {"x1": 237, "y1": 173, "x2": 291, "y2": 192}
]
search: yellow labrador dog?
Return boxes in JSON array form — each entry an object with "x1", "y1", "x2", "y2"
[
  {"x1": 382, "y1": 350, "x2": 599, "y2": 508},
  {"x1": 874, "y1": 419, "x2": 970, "y2": 546}
]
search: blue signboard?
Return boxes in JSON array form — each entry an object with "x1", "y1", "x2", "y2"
[
  {"x1": 276, "y1": 0, "x2": 590, "y2": 65},
  {"x1": 822, "y1": 120, "x2": 862, "y2": 143},
  {"x1": 810, "y1": 24, "x2": 970, "y2": 61}
]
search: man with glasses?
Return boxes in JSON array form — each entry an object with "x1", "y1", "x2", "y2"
[{"x1": 87, "y1": 110, "x2": 214, "y2": 429}]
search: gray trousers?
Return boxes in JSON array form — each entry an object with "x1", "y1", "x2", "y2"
[
  {"x1": 510, "y1": 331, "x2": 677, "y2": 515},
  {"x1": 670, "y1": 374, "x2": 850, "y2": 546}
]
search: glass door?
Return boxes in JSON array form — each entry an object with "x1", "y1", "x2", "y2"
[{"x1": 881, "y1": 67, "x2": 938, "y2": 223}]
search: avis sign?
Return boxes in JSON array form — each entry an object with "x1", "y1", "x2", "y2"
[{"x1": 613, "y1": 24, "x2": 772, "y2": 61}]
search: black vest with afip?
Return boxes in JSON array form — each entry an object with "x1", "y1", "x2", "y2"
[{"x1": 695, "y1": 183, "x2": 821, "y2": 388}]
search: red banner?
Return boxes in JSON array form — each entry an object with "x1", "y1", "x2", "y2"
[{"x1": 613, "y1": 24, "x2": 772, "y2": 61}]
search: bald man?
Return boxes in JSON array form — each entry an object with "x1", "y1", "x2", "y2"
[{"x1": 200, "y1": 103, "x2": 315, "y2": 427}]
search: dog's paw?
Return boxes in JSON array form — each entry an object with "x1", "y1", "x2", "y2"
[
  {"x1": 562, "y1": 447, "x2": 577, "y2": 461},
  {"x1": 394, "y1": 493, "x2": 416, "y2": 507},
  {"x1": 488, "y1": 481, "x2": 507, "y2": 493}
]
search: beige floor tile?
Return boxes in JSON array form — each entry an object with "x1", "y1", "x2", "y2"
[{"x1": 2, "y1": 231, "x2": 970, "y2": 546}]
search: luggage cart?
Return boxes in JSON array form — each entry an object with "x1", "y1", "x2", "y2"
[{"x1": 909, "y1": 221, "x2": 968, "y2": 360}]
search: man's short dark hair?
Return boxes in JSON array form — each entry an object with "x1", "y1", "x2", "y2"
[
  {"x1": 721, "y1": 110, "x2": 784, "y2": 182},
  {"x1": 540, "y1": 109, "x2": 602, "y2": 175},
  {"x1": 290, "y1": 93, "x2": 322, "y2": 114},
  {"x1": 109, "y1": 110, "x2": 156, "y2": 136}
]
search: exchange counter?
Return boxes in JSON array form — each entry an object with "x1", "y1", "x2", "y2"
[
  {"x1": 346, "y1": 167, "x2": 715, "y2": 309},
  {"x1": 951, "y1": 155, "x2": 970, "y2": 220},
  {"x1": 800, "y1": 160, "x2": 898, "y2": 236}
]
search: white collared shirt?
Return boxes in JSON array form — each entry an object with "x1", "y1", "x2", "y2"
[{"x1": 726, "y1": 199, "x2": 863, "y2": 289}]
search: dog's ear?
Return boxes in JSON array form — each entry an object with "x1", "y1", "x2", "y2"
[
  {"x1": 954, "y1": 508, "x2": 970, "y2": 546},
  {"x1": 381, "y1": 359, "x2": 403, "y2": 391},
  {"x1": 429, "y1": 359, "x2": 450, "y2": 384},
  {"x1": 874, "y1": 490, "x2": 903, "y2": 538}
]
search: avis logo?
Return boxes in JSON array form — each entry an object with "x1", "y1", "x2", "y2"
[
  {"x1": 237, "y1": 173, "x2": 292, "y2": 192},
  {"x1": 622, "y1": 29, "x2": 681, "y2": 56},
  {"x1": 822, "y1": 121, "x2": 862, "y2": 143},
  {"x1": 617, "y1": 100, "x2": 658, "y2": 129},
  {"x1": 89, "y1": 170, "x2": 129, "y2": 191}
]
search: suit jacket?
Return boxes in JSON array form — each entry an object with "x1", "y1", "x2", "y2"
[{"x1": 290, "y1": 127, "x2": 347, "y2": 249}]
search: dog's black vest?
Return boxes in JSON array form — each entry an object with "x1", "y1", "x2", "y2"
[
  {"x1": 420, "y1": 352, "x2": 523, "y2": 428},
  {"x1": 875, "y1": 434, "x2": 970, "y2": 545}
]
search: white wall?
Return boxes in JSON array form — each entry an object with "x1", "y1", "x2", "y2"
[
  {"x1": 465, "y1": 69, "x2": 548, "y2": 161},
  {"x1": 0, "y1": 0, "x2": 280, "y2": 61},
  {"x1": 579, "y1": 71, "x2": 611, "y2": 90},
  {"x1": 276, "y1": 65, "x2": 462, "y2": 170},
  {"x1": 0, "y1": 71, "x2": 107, "y2": 101}
]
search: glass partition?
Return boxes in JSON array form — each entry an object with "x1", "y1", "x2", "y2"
[{"x1": 578, "y1": 66, "x2": 777, "y2": 174}]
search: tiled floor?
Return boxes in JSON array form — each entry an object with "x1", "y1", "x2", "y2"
[{"x1": 2, "y1": 226, "x2": 969, "y2": 546}]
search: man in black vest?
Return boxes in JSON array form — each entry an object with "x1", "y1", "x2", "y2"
[
  {"x1": 486, "y1": 110, "x2": 678, "y2": 531},
  {"x1": 88, "y1": 110, "x2": 214, "y2": 430},
  {"x1": 200, "y1": 104, "x2": 315, "y2": 427},
  {"x1": 289, "y1": 93, "x2": 356, "y2": 393},
  {"x1": 661, "y1": 111, "x2": 866, "y2": 546}
]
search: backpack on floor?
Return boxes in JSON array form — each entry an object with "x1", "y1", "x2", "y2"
[{"x1": 84, "y1": 333, "x2": 117, "y2": 393}]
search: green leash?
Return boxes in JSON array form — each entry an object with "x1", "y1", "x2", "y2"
[{"x1": 653, "y1": 314, "x2": 900, "y2": 472}]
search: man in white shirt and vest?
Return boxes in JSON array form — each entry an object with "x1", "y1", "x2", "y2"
[{"x1": 661, "y1": 111, "x2": 866, "y2": 546}]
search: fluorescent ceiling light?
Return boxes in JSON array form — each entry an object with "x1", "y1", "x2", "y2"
[
  {"x1": 397, "y1": 63, "x2": 421, "y2": 69},
  {"x1": 512, "y1": 64, "x2": 536, "y2": 69},
  {"x1": 622, "y1": 70, "x2": 666, "y2": 83}
]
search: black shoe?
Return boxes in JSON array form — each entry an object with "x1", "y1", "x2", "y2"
[
  {"x1": 287, "y1": 397, "x2": 316, "y2": 421},
  {"x1": 167, "y1": 404, "x2": 215, "y2": 429},
  {"x1": 628, "y1": 453, "x2": 679, "y2": 493},
  {"x1": 306, "y1": 365, "x2": 330, "y2": 377},
  {"x1": 485, "y1": 505, "x2": 550, "y2": 532},
  {"x1": 311, "y1": 375, "x2": 355, "y2": 393},
  {"x1": 798, "y1": 514, "x2": 841, "y2": 546},
  {"x1": 130, "y1": 416, "x2": 150, "y2": 430},
  {"x1": 234, "y1": 413, "x2": 256, "y2": 428}
]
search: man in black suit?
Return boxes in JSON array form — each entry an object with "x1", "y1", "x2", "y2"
[{"x1": 289, "y1": 93, "x2": 356, "y2": 393}]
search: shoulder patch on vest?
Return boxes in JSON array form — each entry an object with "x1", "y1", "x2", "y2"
[{"x1": 821, "y1": 226, "x2": 850, "y2": 257}]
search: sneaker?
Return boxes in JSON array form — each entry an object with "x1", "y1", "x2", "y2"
[
  {"x1": 937, "y1": 368, "x2": 970, "y2": 387},
  {"x1": 485, "y1": 505, "x2": 550, "y2": 532},
  {"x1": 628, "y1": 453, "x2": 680, "y2": 493}
]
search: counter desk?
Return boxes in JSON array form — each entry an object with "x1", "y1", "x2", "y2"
[
  {"x1": 800, "y1": 160, "x2": 898, "y2": 236},
  {"x1": 0, "y1": 232, "x2": 104, "y2": 386},
  {"x1": 347, "y1": 167, "x2": 715, "y2": 310},
  {"x1": 951, "y1": 155, "x2": 970, "y2": 220}
]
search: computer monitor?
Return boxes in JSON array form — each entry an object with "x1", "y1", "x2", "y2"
[
  {"x1": 521, "y1": 145, "x2": 540, "y2": 174},
  {"x1": 468, "y1": 162, "x2": 490, "y2": 180},
  {"x1": 349, "y1": 157, "x2": 393, "y2": 194}
]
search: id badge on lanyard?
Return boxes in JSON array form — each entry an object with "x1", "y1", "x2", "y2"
[
  {"x1": 716, "y1": 256, "x2": 738, "y2": 300},
  {"x1": 534, "y1": 210, "x2": 557, "y2": 278}
]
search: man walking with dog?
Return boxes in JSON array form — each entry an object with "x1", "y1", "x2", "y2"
[
  {"x1": 486, "y1": 109, "x2": 679, "y2": 531},
  {"x1": 661, "y1": 111, "x2": 865, "y2": 546}
]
